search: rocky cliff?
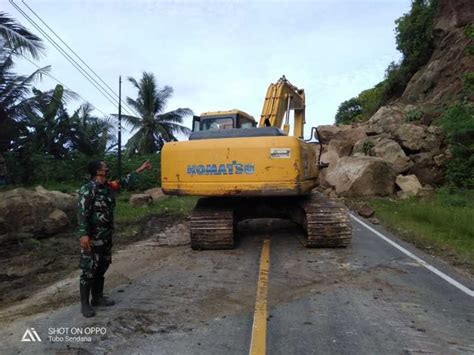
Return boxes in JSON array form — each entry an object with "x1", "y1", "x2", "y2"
[{"x1": 317, "y1": 0, "x2": 473, "y2": 198}]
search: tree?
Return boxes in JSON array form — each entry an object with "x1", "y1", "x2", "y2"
[
  {"x1": 121, "y1": 72, "x2": 192, "y2": 155},
  {"x1": 15, "y1": 85, "x2": 77, "y2": 157},
  {"x1": 335, "y1": 97, "x2": 362, "y2": 124},
  {"x1": 71, "y1": 102, "x2": 116, "y2": 156},
  {"x1": 0, "y1": 12, "x2": 48, "y2": 154}
]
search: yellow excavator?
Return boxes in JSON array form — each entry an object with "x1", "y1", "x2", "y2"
[{"x1": 161, "y1": 76, "x2": 352, "y2": 249}]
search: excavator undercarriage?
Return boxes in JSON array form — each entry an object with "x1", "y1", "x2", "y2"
[{"x1": 190, "y1": 193, "x2": 352, "y2": 250}]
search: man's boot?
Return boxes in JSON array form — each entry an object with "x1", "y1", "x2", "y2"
[
  {"x1": 91, "y1": 277, "x2": 115, "y2": 307},
  {"x1": 80, "y1": 282, "x2": 96, "y2": 318}
]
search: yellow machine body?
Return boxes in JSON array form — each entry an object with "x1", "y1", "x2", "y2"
[
  {"x1": 161, "y1": 76, "x2": 318, "y2": 198},
  {"x1": 161, "y1": 135, "x2": 318, "y2": 197}
]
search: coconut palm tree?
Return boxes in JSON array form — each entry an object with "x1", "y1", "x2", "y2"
[
  {"x1": 121, "y1": 72, "x2": 192, "y2": 155},
  {"x1": 0, "y1": 12, "x2": 47, "y2": 154},
  {"x1": 71, "y1": 102, "x2": 116, "y2": 156}
]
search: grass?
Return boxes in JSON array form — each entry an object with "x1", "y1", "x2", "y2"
[
  {"x1": 115, "y1": 193, "x2": 198, "y2": 224},
  {"x1": 369, "y1": 189, "x2": 474, "y2": 273}
]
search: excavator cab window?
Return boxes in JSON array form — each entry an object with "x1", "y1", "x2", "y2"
[
  {"x1": 238, "y1": 115, "x2": 256, "y2": 129},
  {"x1": 201, "y1": 117, "x2": 235, "y2": 131}
]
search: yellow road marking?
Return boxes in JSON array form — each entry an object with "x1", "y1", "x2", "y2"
[{"x1": 249, "y1": 239, "x2": 271, "y2": 355}]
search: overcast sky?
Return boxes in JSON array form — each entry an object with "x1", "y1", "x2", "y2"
[{"x1": 6, "y1": 0, "x2": 411, "y2": 141}]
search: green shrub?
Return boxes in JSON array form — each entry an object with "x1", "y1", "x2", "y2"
[
  {"x1": 362, "y1": 140, "x2": 375, "y2": 155},
  {"x1": 440, "y1": 103, "x2": 474, "y2": 188},
  {"x1": 405, "y1": 109, "x2": 423, "y2": 122},
  {"x1": 335, "y1": 97, "x2": 362, "y2": 124}
]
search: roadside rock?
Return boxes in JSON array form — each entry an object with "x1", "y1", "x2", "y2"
[
  {"x1": 396, "y1": 175, "x2": 423, "y2": 199},
  {"x1": 367, "y1": 106, "x2": 404, "y2": 135},
  {"x1": 144, "y1": 187, "x2": 165, "y2": 203},
  {"x1": 130, "y1": 194, "x2": 153, "y2": 207},
  {"x1": 394, "y1": 124, "x2": 426, "y2": 152},
  {"x1": 409, "y1": 153, "x2": 444, "y2": 186},
  {"x1": 326, "y1": 156, "x2": 396, "y2": 196},
  {"x1": 317, "y1": 125, "x2": 349, "y2": 144},
  {"x1": 369, "y1": 217, "x2": 380, "y2": 225},
  {"x1": 357, "y1": 203, "x2": 375, "y2": 218},
  {"x1": 43, "y1": 209, "x2": 69, "y2": 235},
  {"x1": 34, "y1": 186, "x2": 77, "y2": 222},
  {"x1": 371, "y1": 138, "x2": 413, "y2": 174}
]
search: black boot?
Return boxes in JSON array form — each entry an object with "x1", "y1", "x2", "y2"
[
  {"x1": 91, "y1": 277, "x2": 115, "y2": 307},
  {"x1": 80, "y1": 283, "x2": 96, "y2": 318}
]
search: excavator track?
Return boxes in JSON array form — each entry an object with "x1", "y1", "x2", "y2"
[
  {"x1": 298, "y1": 192, "x2": 352, "y2": 247},
  {"x1": 190, "y1": 198, "x2": 235, "y2": 250}
]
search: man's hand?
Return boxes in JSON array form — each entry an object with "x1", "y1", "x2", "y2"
[
  {"x1": 136, "y1": 160, "x2": 152, "y2": 174},
  {"x1": 80, "y1": 236, "x2": 91, "y2": 251}
]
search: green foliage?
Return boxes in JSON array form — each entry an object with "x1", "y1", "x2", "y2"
[
  {"x1": 362, "y1": 140, "x2": 375, "y2": 155},
  {"x1": 357, "y1": 85, "x2": 384, "y2": 119},
  {"x1": 334, "y1": 97, "x2": 362, "y2": 124},
  {"x1": 4, "y1": 151, "x2": 162, "y2": 190},
  {"x1": 115, "y1": 196, "x2": 197, "y2": 225},
  {"x1": 440, "y1": 103, "x2": 474, "y2": 188},
  {"x1": 395, "y1": 0, "x2": 437, "y2": 74},
  {"x1": 405, "y1": 109, "x2": 423, "y2": 122}
]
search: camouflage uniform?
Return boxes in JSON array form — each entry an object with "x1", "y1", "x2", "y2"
[{"x1": 78, "y1": 172, "x2": 138, "y2": 286}]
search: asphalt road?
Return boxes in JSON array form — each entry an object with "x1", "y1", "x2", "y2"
[{"x1": 1, "y1": 217, "x2": 473, "y2": 354}]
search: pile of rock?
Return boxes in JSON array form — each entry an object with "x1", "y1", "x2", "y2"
[
  {"x1": 317, "y1": 103, "x2": 445, "y2": 198},
  {"x1": 0, "y1": 186, "x2": 77, "y2": 243}
]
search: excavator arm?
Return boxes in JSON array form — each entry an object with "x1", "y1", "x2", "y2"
[{"x1": 258, "y1": 75, "x2": 306, "y2": 138}]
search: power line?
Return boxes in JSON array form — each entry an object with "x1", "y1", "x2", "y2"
[
  {"x1": 9, "y1": 0, "x2": 121, "y2": 111},
  {"x1": 21, "y1": 0, "x2": 138, "y2": 117},
  {"x1": 9, "y1": 0, "x2": 137, "y2": 117},
  {"x1": 18, "y1": 52, "x2": 109, "y2": 117}
]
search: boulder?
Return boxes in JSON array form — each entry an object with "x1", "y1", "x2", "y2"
[
  {"x1": 0, "y1": 188, "x2": 55, "y2": 236},
  {"x1": 367, "y1": 106, "x2": 404, "y2": 135},
  {"x1": 43, "y1": 209, "x2": 69, "y2": 235},
  {"x1": 409, "y1": 153, "x2": 444, "y2": 186},
  {"x1": 395, "y1": 175, "x2": 423, "y2": 199},
  {"x1": 394, "y1": 124, "x2": 426, "y2": 152},
  {"x1": 357, "y1": 203, "x2": 375, "y2": 218},
  {"x1": 144, "y1": 187, "x2": 165, "y2": 203},
  {"x1": 34, "y1": 186, "x2": 77, "y2": 221},
  {"x1": 130, "y1": 194, "x2": 153, "y2": 207},
  {"x1": 317, "y1": 125, "x2": 350, "y2": 144},
  {"x1": 326, "y1": 156, "x2": 396, "y2": 196},
  {"x1": 327, "y1": 139, "x2": 353, "y2": 158},
  {"x1": 371, "y1": 138, "x2": 413, "y2": 174}
]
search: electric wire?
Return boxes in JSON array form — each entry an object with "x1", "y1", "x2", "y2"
[
  {"x1": 18, "y1": 52, "x2": 109, "y2": 117},
  {"x1": 21, "y1": 0, "x2": 138, "y2": 117},
  {"x1": 9, "y1": 0, "x2": 137, "y2": 117}
]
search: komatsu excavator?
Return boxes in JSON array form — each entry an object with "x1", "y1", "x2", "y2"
[{"x1": 161, "y1": 76, "x2": 352, "y2": 249}]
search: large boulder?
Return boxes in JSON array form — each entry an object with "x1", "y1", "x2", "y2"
[
  {"x1": 393, "y1": 124, "x2": 426, "y2": 152},
  {"x1": 317, "y1": 125, "x2": 350, "y2": 144},
  {"x1": 367, "y1": 106, "x2": 404, "y2": 135},
  {"x1": 371, "y1": 138, "x2": 413, "y2": 174},
  {"x1": 395, "y1": 175, "x2": 423, "y2": 199},
  {"x1": 0, "y1": 187, "x2": 77, "y2": 241},
  {"x1": 325, "y1": 156, "x2": 396, "y2": 196},
  {"x1": 409, "y1": 153, "x2": 444, "y2": 186},
  {"x1": 34, "y1": 186, "x2": 77, "y2": 221}
]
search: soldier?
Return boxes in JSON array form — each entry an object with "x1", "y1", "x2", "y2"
[{"x1": 78, "y1": 159, "x2": 152, "y2": 317}]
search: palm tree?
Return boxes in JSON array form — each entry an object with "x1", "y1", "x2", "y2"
[
  {"x1": 71, "y1": 102, "x2": 116, "y2": 156},
  {"x1": 0, "y1": 12, "x2": 47, "y2": 154},
  {"x1": 121, "y1": 72, "x2": 192, "y2": 155}
]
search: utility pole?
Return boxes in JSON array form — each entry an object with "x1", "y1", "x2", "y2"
[{"x1": 118, "y1": 75, "x2": 122, "y2": 178}]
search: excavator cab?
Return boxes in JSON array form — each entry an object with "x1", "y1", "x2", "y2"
[{"x1": 192, "y1": 110, "x2": 257, "y2": 132}]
